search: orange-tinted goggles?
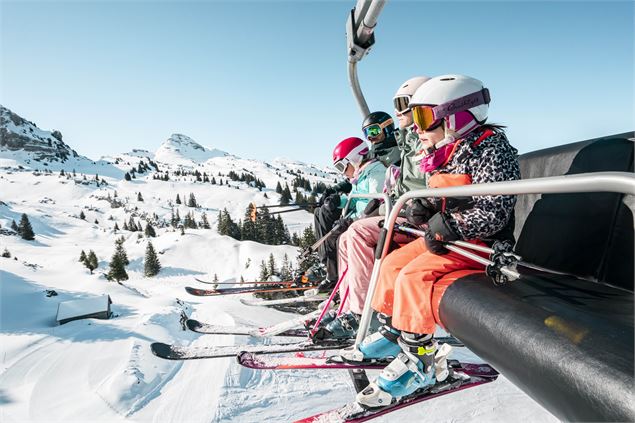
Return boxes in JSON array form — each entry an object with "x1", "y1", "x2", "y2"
[{"x1": 412, "y1": 105, "x2": 443, "y2": 131}]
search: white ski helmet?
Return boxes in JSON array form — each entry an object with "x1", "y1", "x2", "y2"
[
  {"x1": 409, "y1": 74, "x2": 489, "y2": 123},
  {"x1": 393, "y1": 76, "x2": 431, "y2": 114}
]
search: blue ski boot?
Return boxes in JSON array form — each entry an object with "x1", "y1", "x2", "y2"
[
  {"x1": 338, "y1": 313, "x2": 402, "y2": 363},
  {"x1": 356, "y1": 333, "x2": 440, "y2": 408},
  {"x1": 313, "y1": 311, "x2": 360, "y2": 340}
]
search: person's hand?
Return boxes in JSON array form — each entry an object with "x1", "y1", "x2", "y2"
[
  {"x1": 363, "y1": 199, "x2": 381, "y2": 217},
  {"x1": 334, "y1": 217, "x2": 353, "y2": 231},
  {"x1": 324, "y1": 194, "x2": 341, "y2": 212},
  {"x1": 424, "y1": 212, "x2": 459, "y2": 255},
  {"x1": 405, "y1": 199, "x2": 435, "y2": 226}
]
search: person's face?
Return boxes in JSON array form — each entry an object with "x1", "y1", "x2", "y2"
[
  {"x1": 367, "y1": 132, "x2": 385, "y2": 144},
  {"x1": 395, "y1": 109, "x2": 413, "y2": 129},
  {"x1": 344, "y1": 163, "x2": 355, "y2": 179},
  {"x1": 416, "y1": 123, "x2": 445, "y2": 148}
]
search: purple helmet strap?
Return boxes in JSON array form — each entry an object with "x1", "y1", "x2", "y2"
[{"x1": 432, "y1": 88, "x2": 490, "y2": 121}]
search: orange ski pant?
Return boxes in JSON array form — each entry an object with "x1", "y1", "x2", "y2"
[{"x1": 371, "y1": 237, "x2": 486, "y2": 334}]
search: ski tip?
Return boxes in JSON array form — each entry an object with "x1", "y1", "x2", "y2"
[
  {"x1": 185, "y1": 286, "x2": 214, "y2": 296},
  {"x1": 186, "y1": 319, "x2": 202, "y2": 331},
  {"x1": 150, "y1": 342, "x2": 175, "y2": 359}
]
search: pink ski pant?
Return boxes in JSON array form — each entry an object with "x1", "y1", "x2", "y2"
[{"x1": 337, "y1": 216, "x2": 411, "y2": 314}]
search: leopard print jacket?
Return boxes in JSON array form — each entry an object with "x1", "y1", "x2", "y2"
[{"x1": 430, "y1": 128, "x2": 520, "y2": 240}]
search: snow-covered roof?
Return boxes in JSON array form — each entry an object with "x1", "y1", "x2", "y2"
[{"x1": 56, "y1": 295, "x2": 112, "y2": 322}]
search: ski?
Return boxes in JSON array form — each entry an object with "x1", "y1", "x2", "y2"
[
  {"x1": 186, "y1": 309, "x2": 321, "y2": 337},
  {"x1": 293, "y1": 363, "x2": 499, "y2": 422},
  {"x1": 185, "y1": 285, "x2": 312, "y2": 297},
  {"x1": 236, "y1": 337, "x2": 465, "y2": 370},
  {"x1": 150, "y1": 338, "x2": 351, "y2": 360},
  {"x1": 239, "y1": 294, "x2": 326, "y2": 307},
  {"x1": 194, "y1": 277, "x2": 295, "y2": 286},
  {"x1": 186, "y1": 318, "x2": 309, "y2": 337}
]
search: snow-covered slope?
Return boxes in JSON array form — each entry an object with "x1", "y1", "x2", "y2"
[{"x1": 0, "y1": 107, "x2": 558, "y2": 422}]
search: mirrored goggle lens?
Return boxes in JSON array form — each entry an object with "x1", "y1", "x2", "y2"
[
  {"x1": 334, "y1": 160, "x2": 348, "y2": 173},
  {"x1": 412, "y1": 106, "x2": 441, "y2": 131},
  {"x1": 393, "y1": 96, "x2": 410, "y2": 113},
  {"x1": 363, "y1": 125, "x2": 382, "y2": 138}
]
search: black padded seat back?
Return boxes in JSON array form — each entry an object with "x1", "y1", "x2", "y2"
[{"x1": 514, "y1": 132, "x2": 634, "y2": 291}]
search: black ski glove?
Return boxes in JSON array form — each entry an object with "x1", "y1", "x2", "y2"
[
  {"x1": 333, "y1": 180, "x2": 353, "y2": 194},
  {"x1": 405, "y1": 199, "x2": 435, "y2": 227},
  {"x1": 363, "y1": 199, "x2": 382, "y2": 217},
  {"x1": 424, "y1": 212, "x2": 459, "y2": 255},
  {"x1": 324, "y1": 194, "x2": 341, "y2": 212},
  {"x1": 331, "y1": 217, "x2": 353, "y2": 236}
]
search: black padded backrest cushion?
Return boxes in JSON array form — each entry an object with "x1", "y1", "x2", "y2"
[{"x1": 514, "y1": 132, "x2": 634, "y2": 291}]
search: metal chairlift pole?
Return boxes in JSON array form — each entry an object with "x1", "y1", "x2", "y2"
[{"x1": 346, "y1": 0, "x2": 387, "y2": 117}]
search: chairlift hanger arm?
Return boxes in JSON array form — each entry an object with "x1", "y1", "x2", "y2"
[{"x1": 346, "y1": 0, "x2": 387, "y2": 117}]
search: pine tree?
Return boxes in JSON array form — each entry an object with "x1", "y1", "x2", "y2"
[
  {"x1": 10, "y1": 220, "x2": 18, "y2": 232},
  {"x1": 280, "y1": 253, "x2": 292, "y2": 280},
  {"x1": 124, "y1": 172, "x2": 131, "y2": 181},
  {"x1": 175, "y1": 194, "x2": 181, "y2": 204},
  {"x1": 187, "y1": 193, "x2": 197, "y2": 207},
  {"x1": 79, "y1": 250, "x2": 87, "y2": 263},
  {"x1": 201, "y1": 212, "x2": 211, "y2": 229},
  {"x1": 267, "y1": 253, "x2": 277, "y2": 276},
  {"x1": 79, "y1": 210, "x2": 86, "y2": 220},
  {"x1": 108, "y1": 241, "x2": 129, "y2": 282},
  {"x1": 137, "y1": 192, "x2": 144, "y2": 202},
  {"x1": 123, "y1": 221, "x2": 129, "y2": 231},
  {"x1": 1, "y1": 248, "x2": 11, "y2": 258},
  {"x1": 275, "y1": 181, "x2": 283, "y2": 194},
  {"x1": 259, "y1": 260, "x2": 269, "y2": 281},
  {"x1": 115, "y1": 236, "x2": 129, "y2": 265},
  {"x1": 18, "y1": 213, "x2": 35, "y2": 240},
  {"x1": 128, "y1": 216, "x2": 138, "y2": 232},
  {"x1": 300, "y1": 226, "x2": 316, "y2": 248},
  {"x1": 144, "y1": 241, "x2": 161, "y2": 277},
  {"x1": 280, "y1": 184, "x2": 292, "y2": 205},
  {"x1": 144, "y1": 222, "x2": 156, "y2": 237},
  {"x1": 86, "y1": 250, "x2": 98, "y2": 274},
  {"x1": 114, "y1": 222, "x2": 120, "y2": 232}
]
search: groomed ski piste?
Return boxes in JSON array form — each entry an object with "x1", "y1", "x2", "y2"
[{"x1": 0, "y1": 110, "x2": 558, "y2": 422}]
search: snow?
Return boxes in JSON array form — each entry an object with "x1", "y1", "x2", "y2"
[
  {"x1": 56, "y1": 294, "x2": 111, "y2": 322},
  {"x1": 0, "y1": 107, "x2": 558, "y2": 422}
]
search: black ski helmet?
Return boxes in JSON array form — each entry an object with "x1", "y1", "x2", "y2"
[{"x1": 362, "y1": 111, "x2": 395, "y2": 142}]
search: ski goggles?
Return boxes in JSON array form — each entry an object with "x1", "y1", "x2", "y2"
[
  {"x1": 412, "y1": 88, "x2": 490, "y2": 131},
  {"x1": 333, "y1": 158, "x2": 350, "y2": 174},
  {"x1": 362, "y1": 118, "x2": 393, "y2": 141},
  {"x1": 393, "y1": 95, "x2": 411, "y2": 114}
]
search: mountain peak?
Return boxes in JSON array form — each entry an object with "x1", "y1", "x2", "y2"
[
  {"x1": 0, "y1": 104, "x2": 80, "y2": 163},
  {"x1": 154, "y1": 133, "x2": 228, "y2": 165}
]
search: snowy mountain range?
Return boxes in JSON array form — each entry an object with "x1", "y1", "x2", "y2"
[{"x1": 0, "y1": 105, "x2": 556, "y2": 422}]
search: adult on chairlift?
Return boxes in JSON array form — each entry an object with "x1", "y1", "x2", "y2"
[
  {"x1": 351, "y1": 74, "x2": 520, "y2": 408},
  {"x1": 362, "y1": 111, "x2": 401, "y2": 167},
  {"x1": 312, "y1": 137, "x2": 387, "y2": 294}
]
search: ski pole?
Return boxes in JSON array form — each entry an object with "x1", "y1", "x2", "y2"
[
  {"x1": 253, "y1": 203, "x2": 318, "y2": 209},
  {"x1": 395, "y1": 225, "x2": 520, "y2": 281},
  {"x1": 298, "y1": 210, "x2": 356, "y2": 266},
  {"x1": 270, "y1": 207, "x2": 313, "y2": 216},
  {"x1": 310, "y1": 266, "x2": 348, "y2": 336}
]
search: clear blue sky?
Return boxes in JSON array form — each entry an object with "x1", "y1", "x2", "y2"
[{"x1": 1, "y1": 1, "x2": 633, "y2": 166}]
